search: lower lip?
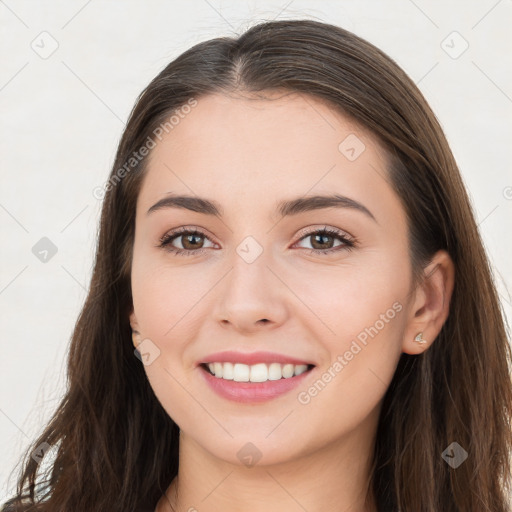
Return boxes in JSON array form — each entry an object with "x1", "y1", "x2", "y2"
[{"x1": 199, "y1": 365, "x2": 314, "y2": 403}]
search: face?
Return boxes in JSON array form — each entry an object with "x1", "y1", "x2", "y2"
[{"x1": 129, "y1": 91, "x2": 414, "y2": 466}]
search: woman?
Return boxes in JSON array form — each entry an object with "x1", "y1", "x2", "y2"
[{"x1": 3, "y1": 19, "x2": 511, "y2": 512}]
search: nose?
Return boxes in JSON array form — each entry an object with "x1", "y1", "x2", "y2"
[{"x1": 213, "y1": 247, "x2": 289, "y2": 334}]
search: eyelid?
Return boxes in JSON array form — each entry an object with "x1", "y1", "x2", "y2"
[
  {"x1": 294, "y1": 224, "x2": 355, "y2": 242},
  {"x1": 158, "y1": 225, "x2": 218, "y2": 248}
]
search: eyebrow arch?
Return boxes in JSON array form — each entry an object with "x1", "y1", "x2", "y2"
[{"x1": 147, "y1": 193, "x2": 376, "y2": 222}]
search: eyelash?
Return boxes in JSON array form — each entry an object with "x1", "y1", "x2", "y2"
[{"x1": 157, "y1": 226, "x2": 356, "y2": 257}]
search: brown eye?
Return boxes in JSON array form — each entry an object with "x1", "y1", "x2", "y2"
[
  {"x1": 294, "y1": 227, "x2": 355, "y2": 255},
  {"x1": 180, "y1": 232, "x2": 205, "y2": 250},
  {"x1": 309, "y1": 232, "x2": 337, "y2": 250},
  {"x1": 158, "y1": 228, "x2": 215, "y2": 256}
]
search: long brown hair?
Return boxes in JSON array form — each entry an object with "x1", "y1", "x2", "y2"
[{"x1": 3, "y1": 19, "x2": 511, "y2": 512}]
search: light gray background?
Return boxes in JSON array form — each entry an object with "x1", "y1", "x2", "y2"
[{"x1": 1, "y1": 0, "x2": 511, "y2": 502}]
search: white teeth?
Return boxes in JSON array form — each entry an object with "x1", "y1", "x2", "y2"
[
  {"x1": 214, "y1": 362, "x2": 223, "y2": 378},
  {"x1": 204, "y1": 362, "x2": 312, "y2": 382},
  {"x1": 268, "y1": 362, "x2": 282, "y2": 381},
  {"x1": 249, "y1": 363, "x2": 268, "y2": 382},
  {"x1": 282, "y1": 364, "x2": 294, "y2": 379},
  {"x1": 233, "y1": 363, "x2": 250, "y2": 382},
  {"x1": 294, "y1": 364, "x2": 308, "y2": 376},
  {"x1": 222, "y1": 362, "x2": 234, "y2": 380}
]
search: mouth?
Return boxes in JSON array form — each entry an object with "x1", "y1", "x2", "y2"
[
  {"x1": 200, "y1": 361, "x2": 316, "y2": 382},
  {"x1": 198, "y1": 361, "x2": 316, "y2": 403}
]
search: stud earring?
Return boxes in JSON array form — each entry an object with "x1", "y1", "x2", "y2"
[{"x1": 414, "y1": 332, "x2": 427, "y2": 344}]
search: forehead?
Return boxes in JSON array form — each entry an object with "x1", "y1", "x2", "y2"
[{"x1": 138, "y1": 92, "x2": 405, "y2": 228}]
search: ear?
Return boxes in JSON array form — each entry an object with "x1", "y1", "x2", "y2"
[
  {"x1": 402, "y1": 250, "x2": 455, "y2": 355},
  {"x1": 129, "y1": 308, "x2": 141, "y2": 348}
]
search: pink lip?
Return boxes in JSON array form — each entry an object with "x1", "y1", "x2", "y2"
[
  {"x1": 197, "y1": 350, "x2": 315, "y2": 367},
  {"x1": 199, "y1": 364, "x2": 315, "y2": 403}
]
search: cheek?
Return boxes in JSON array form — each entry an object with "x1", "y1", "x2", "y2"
[
  {"x1": 131, "y1": 259, "x2": 202, "y2": 425},
  {"x1": 288, "y1": 256, "x2": 408, "y2": 409},
  {"x1": 131, "y1": 254, "x2": 202, "y2": 338},
  {"x1": 289, "y1": 304, "x2": 405, "y2": 449},
  {"x1": 288, "y1": 253, "x2": 409, "y2": 342}
]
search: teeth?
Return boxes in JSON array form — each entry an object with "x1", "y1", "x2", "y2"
[
  {"x1": 233, "y1": 363, "x2": 250, "y2": 382},
  {"x1": 247, "y1": 363, "x2": 267, "y2": 382},
  {"x1": 282, "y1": 364, "x2": 294, "y2": 378},
  {"x1": 222, "y1": 362, "x2": 234, "y2": 380},
  {"x1": 294, "y1": 364, "x2": 308, "y2": 376},
  {"x1": 205, "y1": 362, "x2": 311, "y2": 382},
  {"x1": 268, "y1": 363, "x2": 282, "y2": 380}
]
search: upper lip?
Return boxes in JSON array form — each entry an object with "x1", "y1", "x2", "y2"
[{"x1": 197, "y1": 350, "x2": 316, "y2": 367}]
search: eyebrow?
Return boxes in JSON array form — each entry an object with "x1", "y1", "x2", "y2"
[{"x1": 147, "y1": 193, "x2": 376, "y2": 222}]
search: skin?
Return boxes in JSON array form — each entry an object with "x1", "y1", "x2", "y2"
[{"x1": 129, "y1": 91, "x2": 454, "y2": 512}]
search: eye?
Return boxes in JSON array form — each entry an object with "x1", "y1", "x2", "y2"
[
  {"x1": 293, "y1": 226, "x2": 355, "y2": 256},
  {"x1": 158, "y1": 227, "x2": 216, "y2": 256},
  {"x1": 158, "y1": 225, "x2": 356, "y2": 257}
]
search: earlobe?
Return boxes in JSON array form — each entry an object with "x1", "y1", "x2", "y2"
[
  {"x1": 402, "y1": 250, "x2": 455, "y2": 355},
  {"x1": 131, "y1": 330, "x2": 141, "y2": 349},
  {"x1": 129, "y1": 309, "x2": 141, "y2": 348}
]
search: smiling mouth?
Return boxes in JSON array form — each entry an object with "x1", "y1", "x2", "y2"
[{"x1": 200, "y1": 362, "x2": 315, "y2": 383}]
